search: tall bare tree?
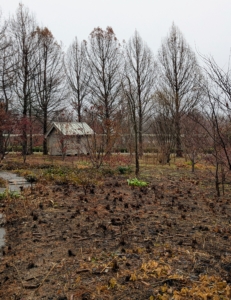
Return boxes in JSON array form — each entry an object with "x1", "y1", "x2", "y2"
[
  {"x1": 32, "y1": 26, "x2": 66, "y2": 155},
  {"x1": 157, "y1": 23, "x2": 202, "y2": 157},
  {"x1": 10, "y1": 4, "x2": 39, "y2": 160},
  {"x1": 122, "y1": 31, "x2": 156, "y2": 174},
  {"x1": 65, "y1": 38, "x2": 90, "y2": 122},
  {"x1": 86, "y1": 27, "x2": 122, "y2": 153},
  {"x1": 0, "y1": 12, "x2": 14, "y2": 112}
]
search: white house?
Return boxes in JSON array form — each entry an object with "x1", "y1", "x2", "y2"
[{"x1": 45, "y1": 122, "x2": 94, "y2": 156}]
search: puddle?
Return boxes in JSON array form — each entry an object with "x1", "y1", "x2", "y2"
[
  {"x1": 0, "y1": 171, "x2": 31, "y2": 192},
  {"x1": 0, "y1": 214, "x2": 5, "y2": 247},
  {"x1": 0, "y1": 172, "x2": 34, "y2": 249},
  {"x1": 0, "y1": 228, "x2": 5, "y2": 247},
  {"x1": 0, "y1": 172, "x2": 28, "y2": 249}
]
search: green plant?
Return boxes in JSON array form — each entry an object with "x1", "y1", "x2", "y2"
[
  {"x1": 127, "y1": 178, "x2": 148, "y2": 187},
  {"x1": 0, "y1": 189, "x2": 20, "y2": 200},
  {"x1": 33, "y1": 146, "x2": 43, "y2": 152},
  {"x1": 117, "y1": 166, "x2": 132, "y2": 174},
  {"x1": 120, "y1": 148, "x2": 128, "y2": 153}
]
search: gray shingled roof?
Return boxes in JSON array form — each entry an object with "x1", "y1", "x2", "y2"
[{"x1": 46, "y1": 122, "x2": 94, "y2": 136}]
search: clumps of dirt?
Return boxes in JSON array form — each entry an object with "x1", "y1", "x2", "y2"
[{"x1": 0, "y1": 171, "x2": 231, "y2": 299}]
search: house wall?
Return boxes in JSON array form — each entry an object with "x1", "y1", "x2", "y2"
[{"x1": 47, "y1": 131, "x2": 89, "y2": 155}]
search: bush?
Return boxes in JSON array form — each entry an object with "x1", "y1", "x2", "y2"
[
  {"x1": 117, "y1": 166, "x2": 132, "y2": 174},
  {"x1": 100, "y1": 167, "x2": 115, "y2": 176},
  {"x1": 25, "y1": 174, "x2": 38, "y2": 183},
  {"x1": 144, "y1": 148, "x2": 159, "y2": 153},
  {"x1": 120, "y1": 148, "x2": 128, "y2": 153},
  {"x1": 6, "y1": 146, "x2": 13, "y2": 152},
  {"x1": 33, "y1": 146, "x2": 43, "y2": 152},
  {"x1": 12, "y1": 146, "x2": 22, "y2": 152}
]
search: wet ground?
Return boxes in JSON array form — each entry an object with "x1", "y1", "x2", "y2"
[{"x1": 0, "y1": 171, "x2": 31, "y2": 192}]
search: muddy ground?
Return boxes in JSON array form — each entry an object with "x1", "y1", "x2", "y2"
[{"x1": 1, "y1": 163, "x2": 231, "y2": 299}]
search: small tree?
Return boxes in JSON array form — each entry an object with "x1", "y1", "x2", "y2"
[
  {"x1": 181, "y1": 113, "x2": 208, "y2": 172},
  {"x1": 151, "y1": 107, "x2": 175, "y2": 165},
  {"x1": 0, "y1": 103, "x2": 15, "y2": 161},
  {"x1": 194, "y1": 89, "x2": 231, "y2": 196},
  {"x1": 83, "y1": 105, "x2": 119, "y2": 168},
  {"x1": 16, "y1": 116, "x2": 32, "y2": 163}
]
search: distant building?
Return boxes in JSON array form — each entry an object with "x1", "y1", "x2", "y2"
[{"x1": 45, "y1": 122, "x2": 94, "y2": 155}]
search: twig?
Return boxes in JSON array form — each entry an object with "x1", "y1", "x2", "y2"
[
  {"x1": 76, "y1": 269, "x2": 90, "y2": 274},
  {"x1": 11, "y1": 263, "x2": 24, "y2": 288},
  {"x1": 100, "y1": 259, "x2": 115, "y2": 273},
  {"x1": 33, "y1": 259, "x2": 65, "y2": 294}
]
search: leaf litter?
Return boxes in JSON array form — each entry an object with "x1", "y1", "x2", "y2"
[{"x1": 0, "y1": 163, "x2": 231, "y2": 299}]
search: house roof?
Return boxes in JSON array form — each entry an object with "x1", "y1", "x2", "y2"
[{"x1": 46, "y1": 122, "x2": 94, "y2": 137}]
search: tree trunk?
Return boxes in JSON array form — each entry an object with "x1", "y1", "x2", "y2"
[
  {"x1": 215, "y1": 162, "x2": 220, "y2": 197},
  {"x1": 28, "y1": 119, "x2": 33, "y2": 155},
  {"x1": 175, "y1": 89, "x2": 182, "y2": 157},
  {"x1": 0, "y1": 131, "x2": 4, "y2": 155},
  {"x1": 175, "y1": 117, "x2": 182, "y2": 157},
  {"x1": 43, "y1": 112, "x2": 48, "y2": 155},
  {"x1": 22, "y1": 115, "x2": 27, "y2": 163},
  {"x1": 138, "y1": 129, "x2": 143, "y2": 158},
  {"x1": 134, "y1": 125, "x2": 139, "y2": 176},
  {"x1": 191, "y1": 159, "x2": 195, "y2": 172}
]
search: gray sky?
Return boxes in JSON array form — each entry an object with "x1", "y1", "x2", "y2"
[{"x1": 1, "y1": 0, "x2": 231, "y2": 68}]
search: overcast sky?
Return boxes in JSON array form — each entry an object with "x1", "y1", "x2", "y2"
[{"x1": 1, "y1": 0, "x2": 231, "y2": 68}]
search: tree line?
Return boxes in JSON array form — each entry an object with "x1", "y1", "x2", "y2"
[{"x1": 0, "y1": 4, "x2": 231, "y2": 188}]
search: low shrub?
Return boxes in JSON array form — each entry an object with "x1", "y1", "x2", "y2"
[
  {"x1": 127, "y1": 178, "x2": 148, "y2": 187},
  {"x1": 117, "y1": 166, "x2": 132, "y2": 174},
  {"x1": 33, "y1": 146, "x2": 43, "y2": 152}
]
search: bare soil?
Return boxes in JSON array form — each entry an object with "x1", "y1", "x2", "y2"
[{"x1": 1, "y1": 157, "x2": 231, "y2": 299}]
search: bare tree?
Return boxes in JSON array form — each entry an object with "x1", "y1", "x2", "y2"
[
  {"x1": 202, "y1": 54, "x2": 231, "y2": 109},
  {"x1": 32, "y1": 26, "x2": 67, "y2": 155},
  {"x1": 65, "y1": 38, "x2": 90, "y2": 122},
  {"x1": 181, "y1": 113, "x2": 208, "y2": 172},
  {"x1": 0, "y1": 103, "x2": 15, "y2": 161},
  {"x1": 199, "y1": 54, "x2": 231, "y2": 172},
  {"x1": 122, "y1": 31, "x2": 156, "y2": 174},
  {"x1": 9, "y1": 4, "x2": 39, "y2": 161},
  {"x1": 122, "y1": 82, "x2": 140, "y2": 174},
  {"x1": 157, "y1": 23, "x2": 202, "y2": 157},
  {"x1": 0, "y1": 12, "x2": 15, "y2": 156},
  {"x1": 86, "y1": 27, "x2": 122, "y2": 153},
  {"x1": 151, "y1": 105, "x2": 175, "y2": 165},
  {"x1": 0, "y1": 12, "x2": 14, "y2": 112},
  {"x1": 192, "y1": 85, "x2": 231, "y2": 196}
]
